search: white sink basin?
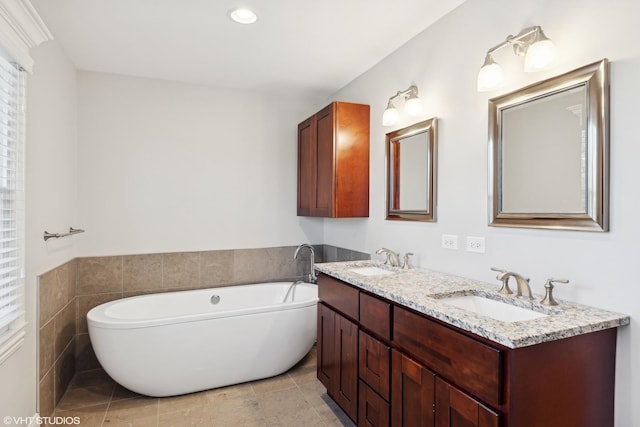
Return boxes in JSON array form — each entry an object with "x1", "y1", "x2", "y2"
[
  {"x1": 440, "y1": 295, "x2": 548, "y2": 323},
  {"x1": 349, "y1": 266, "x2": 395, "y2": 276}
]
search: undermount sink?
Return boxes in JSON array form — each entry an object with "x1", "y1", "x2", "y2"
[
  {"x1": 439, "y1": 294, "x2": 548, "y2": 323},
  {"x1": 349, "y1": 266, "x2": 395, "y2": 276}
]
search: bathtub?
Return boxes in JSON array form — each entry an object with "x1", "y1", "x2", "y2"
[{"x1": 87, "y1": 281, "x2": 318, "y2": 397}]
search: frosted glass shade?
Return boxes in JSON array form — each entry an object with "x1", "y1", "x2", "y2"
[
  {"x1": 524, "y1": 39, "x2": 557, "y2": 72},
  {"x1": 382, "y1": 106, "x2": 399, "y2": 126},
  {"x1": 477, "y1": 62, "x2": 505, "y2": 92},
  {"x1": 405, "y1": 96, "x2": 424, "y2": 116}
]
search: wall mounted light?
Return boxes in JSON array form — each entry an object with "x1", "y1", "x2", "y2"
[
  {"x1": 228, "y1": 8, "x2": 258, "y2": 24},
  {"x1": 382, "y1": 84, "x2": 424, "y2": 126},
  {"x1": 477, "y1": 26, "x2": 557, "y2": 92}
]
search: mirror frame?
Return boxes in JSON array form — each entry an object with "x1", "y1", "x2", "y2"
[
  {"x1": 385, "y1": 117, "x2": 438, "y2": 222},
  {"x1": 488, "y1": 59, "x2": 609, "y2": 231}
]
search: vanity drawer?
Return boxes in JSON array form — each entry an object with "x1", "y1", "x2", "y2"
[
  {"x1": 359, "y1": 292, "x2": 391, "y2": 340},
  {"x1": 393, "y1": 307, "x2": 503, "y2": 405},
  {"x1": 359, "y1": 380, "x2": 390, "y2": 427},
  {"x1": 359, "y1": 331, "x2": 390, "y2": 400},
  {"x1": 318, "y1": 273, "x2": 359, "y2": 320}
]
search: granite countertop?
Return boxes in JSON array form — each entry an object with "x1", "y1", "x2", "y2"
[{"x1": 315, "y1": 260, "x2": 630, "y2": 349}]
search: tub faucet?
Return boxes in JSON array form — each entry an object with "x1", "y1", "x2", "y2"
[
  {"x1": 376, "y1": 248, "x2": 401, "y2": 267},
  {"x1": 495, "y1": 270, "x2": 533, "y2": 300},
  {"x1": 294, "y1": 244, "x2": 317, "y2": 284}
]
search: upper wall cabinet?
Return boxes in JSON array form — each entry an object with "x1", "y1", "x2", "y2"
[{"x1": 297, "y1": 102, "x2": 370, "y2": 218}]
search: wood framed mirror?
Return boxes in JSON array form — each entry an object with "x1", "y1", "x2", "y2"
[
  {"x1": 488, "y1": 59, "x2": 609, "y2": 231},
  {"x1": 386, "y1": 118, "x2": 437, "y2": 222}
]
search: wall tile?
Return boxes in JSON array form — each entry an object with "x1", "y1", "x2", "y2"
[
  {"x1": 232, "y1": 248, "x2": 275, "y2": 284},
  {"x1": 162, "y1": 252, "x2": 199, "y2": 289},
  {"x1": 39, "y1": 320, "x2": 55, "y2": 380},
  {"x1": 77, "y1": 256, "x2": 123, "y2": 295},
  {"x1": 39, "y1": 368, "x2": 55, "y2": 417},
  {"x1": 75, "y1": 333, "x2": 100, "y2": 372},
  {"x1": 54, "y1": 338, "x2": 76, "y2": 407},
  {"x1": 123, "y1": 253, "x2": 162, "y2": 292},
  {"x1": 39, "y1": 269, "x2": 67, "y2": 328},
  {"x1": 54, "y1": 299, "x2": 76, "y2": 361},
  {"x1": 200, "y1": 250, "x2": 234, "y2": 288},
  {"x1": 77, "y1": 292, "x2": 122, "y2": 334},
  {"x1": 56, "y1": 260, "x2": 78, "y2": 305}
]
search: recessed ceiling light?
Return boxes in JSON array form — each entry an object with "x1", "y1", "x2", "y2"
[{"x1": 228, "y1": 8, "x2": 258, "y2": 24}]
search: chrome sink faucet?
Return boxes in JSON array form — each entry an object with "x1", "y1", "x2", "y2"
[
  {"x1": 376, "y1": 248, "x2": 401, "y2": 267},
  {"x1": 492, "y1": 268, "x2": 533, "y2": 300},
  {"x1": 294, "y1": 244, "x2": 317, "y2": 284}
]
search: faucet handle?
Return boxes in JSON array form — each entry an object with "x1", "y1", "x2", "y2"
[
  {"x1": 490, "y1": 267, "x2": 513, "y2": 295},
  {"x1": 402, "y1": 253, "x2": 414, "y2": 270},
  {"x1": 540, "y1": 278, "x2": 570, "y2": 306}
]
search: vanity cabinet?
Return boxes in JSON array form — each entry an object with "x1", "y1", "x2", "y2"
[
  {"x1": 317, "y1": 272, "x2": 619, "y2": 427},
  {"x1": 297, "y1": 101, "x2": 370, "y2": 218},
  {"x1": 317, "y1": 302, "x2": 359, "y2": 421}
]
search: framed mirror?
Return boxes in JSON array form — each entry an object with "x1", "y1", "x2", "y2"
[
  {"x1": 488, "y1": 59, "x2": 609, "y2": 231},
  {"x1": 386, "y1": 118, "x2": 437, "y2": 221}
]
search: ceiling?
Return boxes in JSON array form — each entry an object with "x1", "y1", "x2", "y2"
[{"x1": 31, "y1": 0, "x2": 466, "y2": 98}]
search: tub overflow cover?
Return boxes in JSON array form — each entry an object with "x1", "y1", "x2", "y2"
[{"x1": 210, "y1": 295, "x2": 221, "y2": 304}]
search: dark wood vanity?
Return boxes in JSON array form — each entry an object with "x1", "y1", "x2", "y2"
[
  {"x1": 297, "y1": 101, "x2": 370, "y2": 218},
  {"x1": 317, "y1": 272, "x2": 619, "y2": 427}
]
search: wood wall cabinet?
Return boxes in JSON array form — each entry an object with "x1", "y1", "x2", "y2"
[
  {"x1": 297, "y1": 101, "x2": 370, "y2": 218},
  {"x1": 317, "y1": 272, "x2": 619, "y2": 427}
]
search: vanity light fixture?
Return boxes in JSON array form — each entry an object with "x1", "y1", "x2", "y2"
[
  {"x1": 382, "y1": 84, "x2": 424, "y2": 126},
  {"x1": 228, "y1": 7, "x2": 258, "y2": 24},
  {"x1": 477, "y1": 26, "x2": 557, "y2": 92}
]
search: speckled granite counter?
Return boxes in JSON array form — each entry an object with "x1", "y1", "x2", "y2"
[{"x1": 315, "y1": 260, "x2": 630, "y2": 348}]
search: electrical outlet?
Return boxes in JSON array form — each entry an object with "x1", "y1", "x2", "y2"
[
  {"x1": 441, "y1": 234, "x2": 458, "y2": 250},
  {"x1": 466, "y1": 236, "x2": 485, "y2": 253}
]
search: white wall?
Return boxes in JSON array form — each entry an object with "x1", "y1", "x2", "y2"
[
  {"x1": 324, "y1": 0, "x2": 640, "y2": 424},
  {"x1": 0, "y1": 40, "x2": 79, "y2": 419},
  {"x1": 76, "y1": 72, "x2": 322, "y2": 256}
]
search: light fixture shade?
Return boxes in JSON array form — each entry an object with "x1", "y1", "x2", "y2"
[
  {"x1": 228, "y1": 8, "x2": 258, "y2": 24},
  {"x1": 477, "y1": 56, "x2": 504, "y2": 92},
  {"x1": 405, "y1": 95, "x2": 424, "y2": 117},
  {"x1": 524, "y1": 37, "x2": 557, "y2": 72},
  {"x1": 382, "y1": 105, "x2": 399, "y2": 126}
]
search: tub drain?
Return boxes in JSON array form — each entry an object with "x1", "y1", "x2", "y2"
[{"x1": 210, "y1": 295, "x2": 221, "y2": 304}]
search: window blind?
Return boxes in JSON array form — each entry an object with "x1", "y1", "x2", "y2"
[{"x1": 0, "y1": 53, "x2": 25, "y2": 347}]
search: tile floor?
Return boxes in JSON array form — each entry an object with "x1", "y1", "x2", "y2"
[{"x1": 48, "y1": 347, "x2": 355, "y2": 427}]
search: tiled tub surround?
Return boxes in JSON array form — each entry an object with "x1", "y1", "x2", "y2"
[
  {"x1": 315, "y1": 260, "x2": 630, "y2": 348},
  {"x1": 37, "y1": 245, "x2": 368, "y2": 417}
]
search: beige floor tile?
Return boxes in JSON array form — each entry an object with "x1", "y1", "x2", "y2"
[
  {"x1": 314, "y1": 398, "x2": 355, "y2": 427},
  {"x1": 56, "y1": 380, "x2": 115, "y2": 411},
  {"x1": 209, "y1": 396, "x2": 263, "y2": 425},
  {"x1": 256, "y1": 387, "x2": 310, "y2": 419},
  {"x1": 288, "y1": 365, "x2": 318, "y2": 386},
  {"x1": 111, "y1": 384, "x2": 143, "y2": 402},
  {"x1": 206, "y1": 382, "x2": 255, "y2": 404},
  {"x1": 265, "y1": 406, "x2": 326, "y2": 427},
  {"x1": 157, "y1": 404, "x2": 213, "y2": 427},
  {"x1": 250, "y1": 374, "x2": 297, "y2": 394},
  {"x1": 50, "y1": 403, "x2": 108, "y2": 426},
  {"x1": 158, "y1": 393, "x2": 209, "y2": 415},
  {"x1": 104, "y1": 397, "x2": 159, "y2": 424},
  {"x1": 48, "y1": 347, "x2": 350, "y2": 427}
]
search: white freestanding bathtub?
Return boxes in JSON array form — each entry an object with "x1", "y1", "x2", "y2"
[{"x1": 87, "y1": 281, "x2": 318, "y2": 397}]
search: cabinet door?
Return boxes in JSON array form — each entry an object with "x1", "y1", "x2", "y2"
[
  {"x1": 360, "y1": 380, "x2": 390, "y2": 427},
  {"x1": 314, "y1": 105, "x2": 334, "y2": 217},
  {"x1": 359, "y1": 330, "x2": 390, "y2": 400},
  {"x1": 333, "y1": 312, "x2": 359, "y2": 422},
  {"x1": 317, "y1": 303, "x2": 335, "y2": 389},
  {"x1": 297, "y1": 115, "x2": 316, "y2": 216},
  {"x1": 435, "y1": 378, "x2": 499, "y2": 427},
  {"x1": 391, "y1": 350, "x2": 435, "y2": 427}
]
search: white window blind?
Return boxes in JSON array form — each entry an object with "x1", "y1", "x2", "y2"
[{"x1": 0, "y1": 52, "x2": 25, "y2": 350}]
